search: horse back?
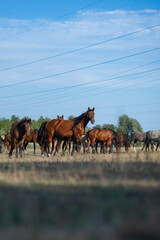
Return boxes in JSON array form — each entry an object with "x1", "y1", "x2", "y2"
[{"x1": 54, "y1": 120, "x2": 74, "y2": 138}]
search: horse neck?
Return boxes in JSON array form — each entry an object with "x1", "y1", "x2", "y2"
[
  {"x1": 79, "y1": 117, "x2": 90, "y2": 131},
  {"x1": 18, "y1": 122, "x2": 25, "y2": 136}
]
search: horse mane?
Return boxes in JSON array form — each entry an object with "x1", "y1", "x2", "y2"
[{"x1": 72, "y1": 111, "x2": 88, "y2": 129}]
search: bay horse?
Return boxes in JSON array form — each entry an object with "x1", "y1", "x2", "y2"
[
  {"x1": 87, "y1": 128, "x2": 120, "y2": 153},
  {"x1": 115, "y1": 132, "x2": 130, "y2": 153},
  {"x1": 4, "y1": 132, "x2": 11, "y2": 153},
  {"x1": 54, "y1": 107, "x2": 95, "y2": 155},
  {"x1": 23, "y1": 129, "x2": 38, "y2": 155},
  {"x1": 9, "y1": 119, "x2": 31, "y2": 157},
  {"x1": 41, "y1": 115, "x2": 64, "y2": 156}
]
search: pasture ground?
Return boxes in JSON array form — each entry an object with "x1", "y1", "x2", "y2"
[{"x1": 0, "y1": 145, "x2": 160, "y2": 240}]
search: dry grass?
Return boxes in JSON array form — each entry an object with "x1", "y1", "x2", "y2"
[{"x1": 0, "y1": 146, "x2": 160, "y2": 240}]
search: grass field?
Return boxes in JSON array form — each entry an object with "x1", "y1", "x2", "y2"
[{"x1": 0, "y1": 146, "x2": 160, "y2": 240}]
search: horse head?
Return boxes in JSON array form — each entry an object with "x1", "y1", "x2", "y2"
[
  {"x1": 23, "y1": 119, "x2": 31, "y2": 136},
  {"x1": 87, "y1": 107, "x2": 95, "y2": 124},
  {"x1": 57, "y1": 115, "x2": 64, "y2": 120}
]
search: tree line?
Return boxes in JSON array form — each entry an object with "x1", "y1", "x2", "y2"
[{"x1": 0, "y1": 114, "x2": 143, "y2": 136}]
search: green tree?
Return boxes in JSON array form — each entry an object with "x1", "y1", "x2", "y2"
[
  {"x1": 102, "y1": 124, "x2": 117, "y2": 131},
  {"x1": 117, "y1": 114, "x2": 143, "y2": 136},
  {"x1": 37, "y1": 116, "x2": 51, "y2": 128},
  {"x1": 11, "y1": 115, "x2": 20, "y2": 124},
  {"x1": 85, "y1": 126, "x2": 92, "y2": 134},
  {"x1": 93, "y1": 124, "x2": 102, "y2": 129},
  {"x1": 68, "y1": 115, "x2": 75, "y2": 120},
  {"x1": 0, "y1": 118, "x2": 11, "y2": 135}
]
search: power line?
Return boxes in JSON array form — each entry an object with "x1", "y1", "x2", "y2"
[
  {"x1": 1, "y1": 46, "x2": 160, "y2": 89},
  {"x1": 1, "y1": 58, "x2": 160, "y2": 99},
  {"x1": 22, "y1": 72, "x2": 160, "y2": 107},
  {"x1": 0, "y1": 23, "x2": 160, "y2": 72},
  {"x1": 1, "y1": 69, "x2": 160, "y2": 110},
  {"x1": 0, "y1": 0, "x2": 103, "y2": 42}
]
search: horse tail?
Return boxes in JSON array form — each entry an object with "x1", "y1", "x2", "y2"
[
  {"x1": 37, "y1": 121, "x2": 48, "y2": 146},
  {"x1": 112, "y1": 130, "x2": 120, "y2": 144}
]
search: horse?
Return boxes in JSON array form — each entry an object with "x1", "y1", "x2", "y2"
[
  {"x1": 0, "y1": 136, "x2": 4, "y2": 153},
  {"x1": 37, "y1": 121, "x2": 48, "y2": 149},
  {"x1": 116, "y1": 132, "x2": 130, "y2": 153},
  {"x1": 23, "y1": 129, "x2": 38, "y2": 155},
  {"x1": 9, "y1": 119, "x2": 31, "y2": 157},
  {"x1": 130, "y1": 132, "x2": 147, "y2": 152},
  {"x1": 146, "y1": 130, "x2": 160, "y2": 152},
  {"x1": 4, "y1": 132, "x2": 11, "y2": 153},
  {"x1": 87, "y1": 128, "x2": 120, "y2": 153},
  {"x1": 54, "y1": 107, "x2": 95, "y2": 155},
  {"x1": 41, "y1": 115, "x2": 64, "y2": 156}
]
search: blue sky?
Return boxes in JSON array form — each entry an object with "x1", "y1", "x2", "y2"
[{"x1": 0, "y1": 0, "x2": 160, "y2": 131}]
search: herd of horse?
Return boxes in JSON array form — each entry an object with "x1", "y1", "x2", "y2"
[{"x1": 0, "y1": 107, "x2": 160, "y2": 157}]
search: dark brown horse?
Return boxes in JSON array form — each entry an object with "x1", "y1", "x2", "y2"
[
  {"x1": 4, "y1": 132, "x2": 11, "y2": 153},
  {"x1": 23, "y1": 129, "x2": 38, "y2": 155},
  {"x1": 9, "y1": 119, "x2": 31, "y2": 157},
  {"x1": 41, "y1": 115, "x2": 64, "y2": 156},
  {"x1": 37, "y1": 121, "x2": 48, "y2": 148},
  {"x1": 87, "y1": 128, "x2": 120, "y2": 153},
  {"x1": 54, "y1": 107, "x2": 95, "y2": 155},
  {"x1": 115, "y1": 132, "x2": 130, "y2": 153}
]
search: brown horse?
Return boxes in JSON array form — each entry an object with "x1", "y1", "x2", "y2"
[
  {"x1": 23, "y1": 129, "x2": 38, "y2": 155},
  {"x1": 42, "y1": 115, "x2": 64, "y2": 156},
  {"x1": 4, "y1": 132, "x2": 11, "y2": 153},
  {"x1": 54, "y1": 107, "x2": 95, "y2": 155},
  {"x1": 9, "y1": 119, "x2": 31, "y2": 157},
  {"x1": 87, "y1": 128, "x2": 120, "y2": 153},
  {"x1": 115, "y1": 132, "x2": 130, "y2": 153}
]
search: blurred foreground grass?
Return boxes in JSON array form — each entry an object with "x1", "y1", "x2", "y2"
[{"x1": 0, "y1": 148, "x2": 160, "y2": 240}]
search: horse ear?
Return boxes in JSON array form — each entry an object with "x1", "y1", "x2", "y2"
[
  {"x1": 88, "y1": 107, "x2": 90, "y2": 111},
  {"x1": 93, "y1": 107, "x2": 95, "y2": 111},
  {"x1": 62, "y1": 115, "x2": 64, "y2": 119},
  {"x1": 57, "y1": 115, "x2": 59, "y2": 118}
]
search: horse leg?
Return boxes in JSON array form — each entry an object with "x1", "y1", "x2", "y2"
[
  {"x1": 50, "y1": 140, "x2": 55, "y2": 155},
  {"x1": 95, "y1": 140, "x2": 99, "y2": 153},
  {"x1": 9, "y1": 144, "x2": 14, "y2": 157},
  {"x1": 15, "y1": 144, "x2": 19, "y2": 158},
  {"x1": 19, "y1": 144, "x2": 23, "y2": 158},
  {"x1": 141, "y1": 142, "x2": 146, "y2": 151},
  {"x1": 133, "y1": 141, "x2": 136, "y2": 152},
  {"x1": 107, "y1": 140, "x2": 112, "y2": 153},
  {"x1": 54, "y1": 140, "x2": 61, "y2": 156},
  {"x1": 87, "y1": 138, "x2": 91, "y2": 153},
  {"x1": 156, "y1": 142, "x2": 159, "y2": 151},
  {"x1": 151, "y1": 141, "x2": 154, "y2": 152},
  {"x1": 23, "y1": 141, "x2": 28, "y2": 153},
  {"x1": 71, "y1": 141, "x2": 77, "y2": 155},
  {"x1": 116, "y1": 143, "x2": 121, "y2": 153}
]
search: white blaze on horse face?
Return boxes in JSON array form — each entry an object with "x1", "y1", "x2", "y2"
[{"x1": 133, "y1": 146, "x2": 136, "y2": 152}]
